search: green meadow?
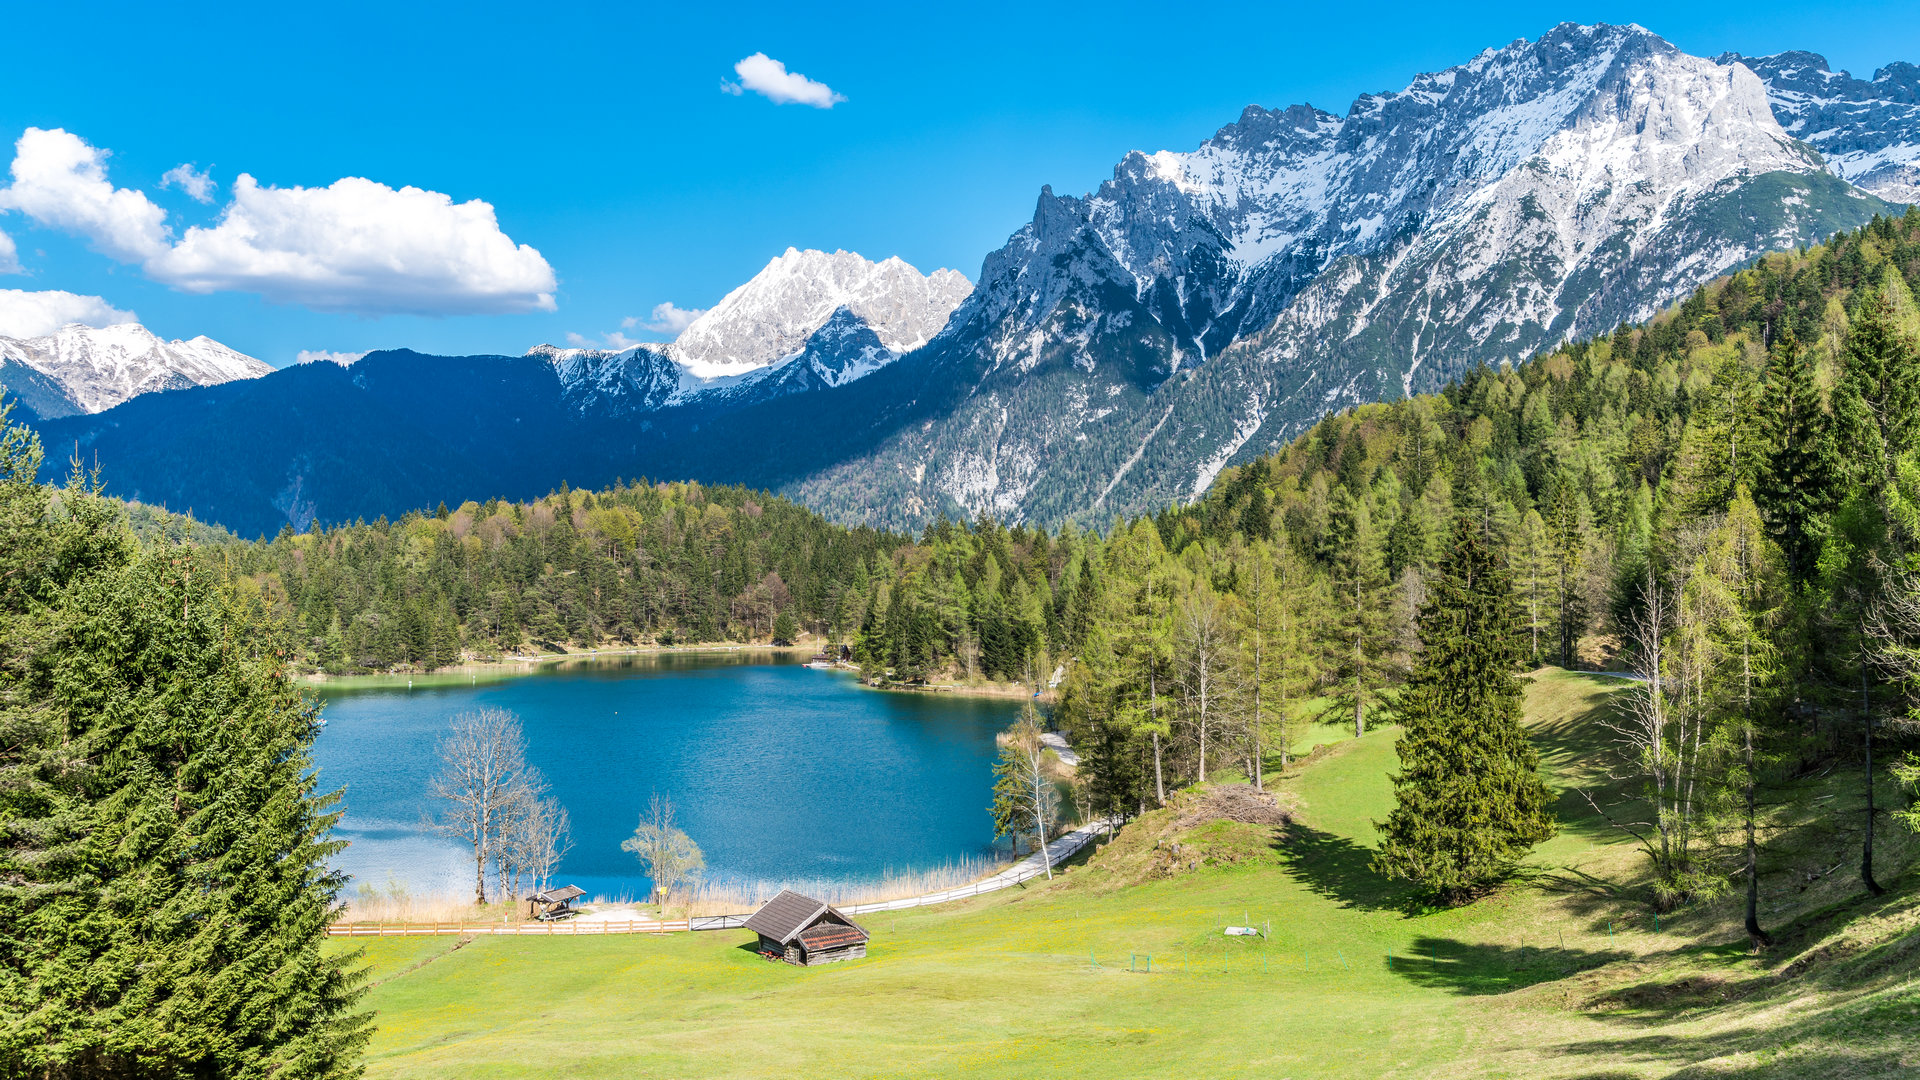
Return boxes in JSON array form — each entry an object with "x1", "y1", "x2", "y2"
[{"x1": 334, "y1": 670, "x2": 1920, "y2": 1078}]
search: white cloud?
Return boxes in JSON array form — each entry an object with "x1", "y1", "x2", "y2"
[
  {"x1": 0, "y1": 227, "x2": 17, "y2": 274},
  {"x1": 641, "y1": 301, "x2": 704, "y2": 334},
  {"x1": 159, "y1": 163, "x2": 216, "y2": 203},
  {"x1": 566, "y1": 301, "x2": 707, "y2": 350},
  {"x1": 0, "y1": 288, "x2": 137, "y2": 339},
  {"x1": 146, "y1": 174, "x2": 557, "y2": 315},
  {"x1": 0, "y1": 127, "x2": 557, "y2": 317},
  {"x1": 0, "y1": 128, "x2": 170, "y2": 261},
  {"x1": 566, "y1": 329, "x2": 643, "y2": 350},
  {"x1": 722, "y1": 53, "x2": 845, "y2": 108},
  {"x1": 295, "y1": 349, "x2": 369, "y2": 366}
]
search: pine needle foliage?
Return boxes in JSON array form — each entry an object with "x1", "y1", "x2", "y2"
[
  {"x1": 1373, "y1": 519, "x2": 1557, "y2": 903},
  {"x1": 0, "y1": 402, "x2": 369, "y2": 1078}
]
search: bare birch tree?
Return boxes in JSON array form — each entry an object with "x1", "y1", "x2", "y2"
[
  {"x1": 1176, "y1": 585, "x2": 1234, "y2": 783},
  {"x1": 991, "y1": 702, "x2": 1062, "y2": 878},
  {"x1": 427, "y1": 708, "x2": 533, "y2": 905},
  {"x1": 1594, "y1": 571, "x2": 1680, "y2": 897},
  {"x1": 501, "y1": 789, "x2": 572, "y2": 898}
]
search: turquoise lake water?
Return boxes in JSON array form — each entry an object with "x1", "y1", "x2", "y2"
[{"x1": 310, "y1": 654, "x2": 1021, "y2": 900}]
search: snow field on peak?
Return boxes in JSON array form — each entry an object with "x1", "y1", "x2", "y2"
[
  {"x1": 667, "y1": 248, "x2": 972, "y2": 378},
  {"x1": 0, "y1": 322, "x2": 269, "y2": 414}
]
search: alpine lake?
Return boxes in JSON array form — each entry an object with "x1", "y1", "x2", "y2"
[{"x1": 309, "y1": 651, "x2": 1023, "y2": 902}]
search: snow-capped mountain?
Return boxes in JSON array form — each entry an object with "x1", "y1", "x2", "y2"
[
  {"x1": 0, "y1": 323, "x2": 269, "y2": 417},
  {"x1": 1727, "y1": 51, "x2": 1920, "y2": 204},
  {"x1": 790, "y1": 22, "x2": 1899, "y2": 526},
  {"x1": 23, "y1": 23, "x2": 1916, "y2": 539},
  {"x1": 668, "y1": 248, "x2": 971, "y2": 377},
  {"x1": 529, "y1": 250, "x2": 971, "y2": 417}
]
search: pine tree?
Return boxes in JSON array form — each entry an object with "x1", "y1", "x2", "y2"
[
  {"x1": 1063, "y1": 623, "x2": 1146, "y2": 819},
  {"x1": 1546, "y1": 476, "x2": 1591, "y2": 668},
  {"x1": 1513, "y1": 509, "x2": 1557, "y2": 664},
  {"x1": 1102, "y1": 521, "x2": 1175, "y2": 804},
  {"x1": 1373, "y1": 519, "x2": 1557, "y2": 902},
  {"x1": 1692, "y1": 489, "x2": 1786, "y2": 946}
]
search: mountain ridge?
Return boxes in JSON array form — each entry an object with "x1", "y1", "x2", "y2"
[
  {"x1": 789, "y1": 22, "x2": 1899, "y2": 528},
  {"x1": 0, "y1": 322, "x2": 268, "y2": 417},
  {"x1": 20, "y1": 22, "x2": 1917, "y2": 537}
]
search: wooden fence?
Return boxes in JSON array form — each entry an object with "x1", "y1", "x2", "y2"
[{"x1": 326, "y1": 818, "x2": 1116, "y2": 939}]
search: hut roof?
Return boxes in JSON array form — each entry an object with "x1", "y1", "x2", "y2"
[
  {"x1": 744, "y1": 889, "x2": 865, "y2": 946},
  {"x1": 531, "y1": 885, "x2": 585, "y2": 904},
  {"x1": 797, "y1": 921, "x2": 867, "y2": 950}
]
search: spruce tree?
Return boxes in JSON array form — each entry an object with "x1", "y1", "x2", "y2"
[
  {"x1": 1753, "y1": 326, "x2": 1837, "y2": 583},
  {"x1": 1825, "y1": 287, "x2": 1920, "y2": 896},
  {"x1": 1373, "y1": 519, "x2": 1557, "y2": 902},
  {"x1": 0, "y1": 410, "x2": 370, "y2": 1076}
]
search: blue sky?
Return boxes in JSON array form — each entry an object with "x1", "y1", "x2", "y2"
[{"x1": 1, "y1": 0, "x2": 1915, "y2": 365}]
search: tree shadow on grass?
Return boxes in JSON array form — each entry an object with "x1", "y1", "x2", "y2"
[
  {"x1": 1388, "y1": 935, "x2": 1632, "y2": 995},
  {"x1": 1275, "y1": 824, "x2": 1418, "y2": 912},
  {"x1": 1548, "y1": 1023, "x2": 1916, "y2": 1079}
]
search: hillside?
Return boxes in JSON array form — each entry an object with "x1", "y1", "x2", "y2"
[{"x1": 330, "y1": 670, "x2": 1919, "y2": 1078}]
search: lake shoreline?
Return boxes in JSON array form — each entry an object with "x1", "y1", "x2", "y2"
[
  {"x1": 297, "y1": 642, "x2": 814, "y2": 690},
  {"x1": 299, "y1": 641, "x2": 1050, "y2": 702}
]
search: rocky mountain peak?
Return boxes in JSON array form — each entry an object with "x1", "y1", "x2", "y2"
[
  {"x1": 1724, "y1": 49, "x2": 1920, "y2": 202},
  {"x1": 794, "y1": 22, "x2": 1897, "y2": 532},
  {"x1": 0, "y1": 322, "x2": 268, "y2": 416},
  {"x1": 667, "y1": 248, "x2": 971, "y2": 377}
]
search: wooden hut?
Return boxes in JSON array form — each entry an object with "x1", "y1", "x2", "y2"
[
  {"x1": 743, "y1": 889, "x2": 869, "y2": 966},
  {"x1": 525, "y1": 884, "x2": 586, "y2": 921}
]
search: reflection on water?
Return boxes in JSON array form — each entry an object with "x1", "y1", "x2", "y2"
[{"x1": 311, "y1": 653, "x2": 1019, "y2": 900}]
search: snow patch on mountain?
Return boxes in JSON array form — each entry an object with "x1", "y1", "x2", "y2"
[
  {"x1": 0, "y1": 322, "x2": 269, "y2": 415},
  {"x1": 668, "y1": 248, "x2": 972, "y2": 377},
  {"x1": 1727, "y1": 50, "x2": 1920, "y2": 204},
  {"x1": 531, "y1": 251, "x2": 971, "y2": 417},
  {"x1": 799, "y1": 22, "x2": 1897, "y2": 531}
]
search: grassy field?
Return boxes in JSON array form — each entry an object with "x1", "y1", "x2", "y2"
[{"x1": 333, "y1": 670, "x2": 1920, "y2": 1078}]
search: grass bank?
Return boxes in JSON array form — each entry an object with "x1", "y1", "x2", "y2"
[{"x1": 332, "y1": 669, "x2": 1919, "y2": 1078}]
